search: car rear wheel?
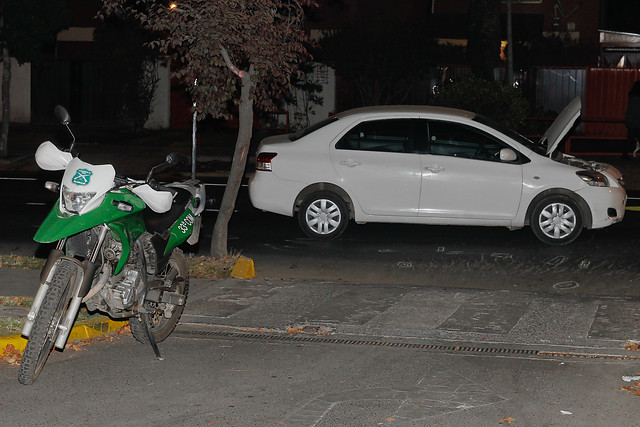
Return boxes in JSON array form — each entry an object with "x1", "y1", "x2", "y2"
[
  {"x1": 530, "y1": 195, "x2": 583, "y2": 245},
  {"x1": 298, "y1": 191, "x2": 349, "y2": 240}
]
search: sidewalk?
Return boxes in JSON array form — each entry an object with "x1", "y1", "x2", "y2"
[{"x1": 3, "y1": 268, "x2": 640, "y2": 360}]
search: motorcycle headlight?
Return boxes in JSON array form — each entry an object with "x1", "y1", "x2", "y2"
[
  {"x1": 62, "y1": 185, "x2": 96, "y2": 213},
  {"x1": 576, "y1": 170, "x2": 609, "y2": 187}
]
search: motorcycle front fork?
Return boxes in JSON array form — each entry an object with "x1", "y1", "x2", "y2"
[
  {"x1": 21, "y1": 238, "x2": 67, "y2": 338},
  {"x1": 22, "y1": 225, "x2": 109, "y2": 350}
]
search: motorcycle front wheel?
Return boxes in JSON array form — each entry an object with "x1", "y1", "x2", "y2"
[
  {"x1": 130, "y1": 249, "x2": 189, "y2": 344},
  {"x1": 18, "y1": 261, "x2": 75, "y2": 385}
]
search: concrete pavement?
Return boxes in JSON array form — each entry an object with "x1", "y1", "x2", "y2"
[{"x1": 3, "y1": 268, "x2": 640, "y2": 362}]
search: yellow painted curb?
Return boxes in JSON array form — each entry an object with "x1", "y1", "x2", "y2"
[
  {"x1": 626, "y1": 206, "x2": 640, "y2": 211},
  {"x1": 231, "y1": 256, "x2": 255, "y2": 279},
  {"x1": 0, "y1": 317, "x2": 128, "y2": 355}
]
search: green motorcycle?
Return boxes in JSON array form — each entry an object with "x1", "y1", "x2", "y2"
[{"x1": 19, "y1": 106, "x2": 205, "y2": 385}]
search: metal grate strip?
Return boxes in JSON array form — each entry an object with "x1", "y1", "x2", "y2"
[{"x1": 174, "y1": 327, "x2": 640, "y2": 360}]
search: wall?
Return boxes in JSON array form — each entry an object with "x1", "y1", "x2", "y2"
[
  {"x1": 145, "y1": 58, "x2": 171, "y2": 130},
  {"x1": 583, "y1": 68, "x2": 640, "y2": 137},
  {"x1": 287, "y1": 63, "x2": 336, "y2": 130},
  {"x1": 0, "y1": 59, "x2": 31, "y2": 123}
]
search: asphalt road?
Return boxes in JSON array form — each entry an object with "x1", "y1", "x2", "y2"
[
  {"x1": 2, "y1": 172, "x2": 640, "y2": 425},
  {"x1": 1, "y1": 171, "x2": 639, "y2": 296},
  {"x1": 2, "y1": 329, "x2": 640, "y2": 426}
]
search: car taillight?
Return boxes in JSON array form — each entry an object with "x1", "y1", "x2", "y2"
[{"x1": 256, "y1": 152, "x2": 277, "y2": 171}]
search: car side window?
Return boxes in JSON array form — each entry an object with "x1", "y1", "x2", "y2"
[
  {"x1": 335, "y1": 119, "x2": 415, "y2": 153},
  {"x1": 427, "y1": 120, "x2": 513, "y2": 162}
]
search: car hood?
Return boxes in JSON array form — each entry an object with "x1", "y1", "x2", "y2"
[{"x1": 540, "y1": 97, "x2": 582, "y2": 155}]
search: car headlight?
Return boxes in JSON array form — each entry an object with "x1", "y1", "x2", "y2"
[
  {"x1": 62, "y1": 185, "x2": 96, "y2": 213},
  {"x1": 576, "y1": 170, "x2": 609, "y2": 187}
]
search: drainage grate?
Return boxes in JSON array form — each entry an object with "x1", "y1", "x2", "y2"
[{"x1": 174, "y1": 327, "x2": 640, "y2": 360}]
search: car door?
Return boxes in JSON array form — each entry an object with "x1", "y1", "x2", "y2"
[
  {"x1": 330, "y1": 118, "x2": 422, "y2": 216},
  {"x1": 419, "y1": 119, "x2": 523, "y2": 220}
]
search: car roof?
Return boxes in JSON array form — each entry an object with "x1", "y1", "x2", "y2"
[{"x1": 333, "y1": 105, "x2": 477, "y2": 121}]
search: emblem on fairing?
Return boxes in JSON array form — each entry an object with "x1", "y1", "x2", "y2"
[{"x1": 71, "y1": 168, "x2": 93, "y2": 186}]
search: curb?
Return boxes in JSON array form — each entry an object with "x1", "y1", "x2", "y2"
[{"x1": 0, "y1": 317, "x2": 128, "y2": 356}]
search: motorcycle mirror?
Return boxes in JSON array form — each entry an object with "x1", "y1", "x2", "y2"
[
  {"x1": 54, "y1": 105, "x2": 71, "y2": 125},
  {"x1": 165, "y1": 152, "x2": 183, "y2": 166},
  {"x1": 147, "y1": 153, "x2": 183, "y2": 183}
]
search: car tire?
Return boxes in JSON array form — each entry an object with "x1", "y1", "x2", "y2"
[
  {"x1": 530, "y1": 195, "x2": 583, "y2": 245},
  {"x1": 298, "y1": 191, "x2": 349, "y2": 240}
]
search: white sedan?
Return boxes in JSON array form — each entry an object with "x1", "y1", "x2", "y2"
[{"x1": 249, "y1": 98, "x2": 626, "y2": 245}]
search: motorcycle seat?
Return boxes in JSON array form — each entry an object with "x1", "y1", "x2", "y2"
[{"x1": 143, "y1": 187, "x2": 193, "y2": 234}]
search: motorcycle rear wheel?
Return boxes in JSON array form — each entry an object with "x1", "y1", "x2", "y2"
[
  {"x1": 18, "y1": 262, "x2": 74, "y2": 385},
  {"x1": 130, "y1": 249, "x2": 189, "y2": 344}
]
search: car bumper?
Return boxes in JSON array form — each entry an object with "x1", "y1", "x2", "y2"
[
  {"x1": 248, "y1": 172, "x2": 302, "y2": 217},
  {"x1": 576, "y1": 186, "x2": 626, "y2": 229}
]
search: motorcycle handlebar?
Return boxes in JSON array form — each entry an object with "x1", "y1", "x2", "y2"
[{"x1": 114, "y1": 174, "x2": 129, "y2": 187}]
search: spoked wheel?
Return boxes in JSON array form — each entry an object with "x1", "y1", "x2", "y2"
[
  {"x1": 530, "y1": 195, "x2": 583, "y2": 245},
  {"x1": 18, "y1": 262, "x2": 75, "y2": 385},
  {"x1": 297, "y1": 191, "x2": 349, "y2": 240},
  {"x1": 130, "y1": 249, "x2": 189, "y2": 344}
]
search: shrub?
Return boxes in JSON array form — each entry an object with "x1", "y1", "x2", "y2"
[{"x1": 434, "y1": 76, "x2": 529, "y2": 130}]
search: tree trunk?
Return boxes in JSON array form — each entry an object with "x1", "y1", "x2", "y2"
[
  {"x1": 210, "y1": 70, "x2": 255, "y2": 258},
  {"x1": 1, "y1": 46, "x2": 11, "y2": 157}
]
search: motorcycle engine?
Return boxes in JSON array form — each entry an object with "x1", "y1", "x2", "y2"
[
  {"x1": 84, "y1": 231, "x2": 161, "y2": 317},
  {"x1": 94, "y1": 234, "x2": 145, "y2": 314},
  {"x1": 104, "y1": 269, "x2": 140, "y2": 310}
]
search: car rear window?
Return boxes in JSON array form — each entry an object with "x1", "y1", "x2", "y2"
[{"x1": 289, "y1": 116, "x2": 339, "y2": 141}]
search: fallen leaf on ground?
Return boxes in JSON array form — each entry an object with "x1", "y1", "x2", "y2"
[
  {"x1": 500, "y1": 417, "x2": 516, "y2": 424},
  {"x1": 625, "y1": 341, "x2": 640, "y2": 351},
  {"x1": 66, "y1": 343, "x2": 84, "y2": 352},
  {"x1": 620, "y1": 385, "x2": 640, "y2": 396},
  {"x1": 117, "y1": 325, "x2": 131, "y2": 335},
  {"x1": 1, "y1": 344, "x2": 22, "y2": 365}
]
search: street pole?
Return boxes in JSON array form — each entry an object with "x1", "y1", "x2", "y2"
[
  {"x1": 507, "y1": 0, "x2": 514, "y2": 87},
  {"x1": 191, "y1": 79, "x2": 197, "y2": 180}
]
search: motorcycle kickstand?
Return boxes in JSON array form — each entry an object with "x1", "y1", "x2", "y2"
[{"x1": 142, "y1": 312, "x2": 164, "y2": 361}]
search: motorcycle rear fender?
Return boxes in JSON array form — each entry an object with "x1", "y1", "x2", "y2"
[
  {"x1": 165, "y1": 199, "x2": 198, "y2": 255},
  {"x1": 34, "y1": 190, "x2": 146, "y2": 244}
]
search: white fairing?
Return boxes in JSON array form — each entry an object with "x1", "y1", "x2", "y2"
[
  {"x1": 35, "y1": 141, "x2": 73, "y2": 171},
  {"x1": 132, "y1": 184, "x2": 173, "y2": 213},
  {"x1": 61, "y1": 158, "x2": 116, "y2": 215},
  {"x1": 193, "y1": 184, "x2": 206, "y2": 215}
]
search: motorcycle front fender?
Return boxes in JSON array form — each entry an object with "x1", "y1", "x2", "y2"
[{"x1": 34, "y1": 191, "x2": 146, "y2": 243}]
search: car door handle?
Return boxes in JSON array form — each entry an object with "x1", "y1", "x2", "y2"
[
  {"x1": 340, "y1": 159, "x2": 361, "y2": 168},
  {"x1": 425, "y1": 164, "x2": 445, "y2": 173}
]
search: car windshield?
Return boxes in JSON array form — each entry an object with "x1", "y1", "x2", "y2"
[
  {"x1": 473, "y1": 114, "x2": 545, "y2": 155},
  {"x1": 289, "y1": 116, "x2": 339, "y2": 141}
]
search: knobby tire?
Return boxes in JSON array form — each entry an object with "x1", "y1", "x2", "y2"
[
  {"x1": 18, "y1": 262, "x2": 74, "y2": 385},
  {"x1": 130, "y1": 249, "x2": 189, "y2": 344}
]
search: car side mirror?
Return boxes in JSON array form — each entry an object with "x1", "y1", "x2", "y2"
[{"x1": 500, "y1": 148, "x2": 517, "y2": 162}]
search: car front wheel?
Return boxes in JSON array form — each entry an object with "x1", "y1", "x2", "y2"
[
  {"x1": 298, "y1": 191, "x2": 349, "y2": 240},
  {"x1": 530, "y1": 195, "x2": 583, "y2": 245}
]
